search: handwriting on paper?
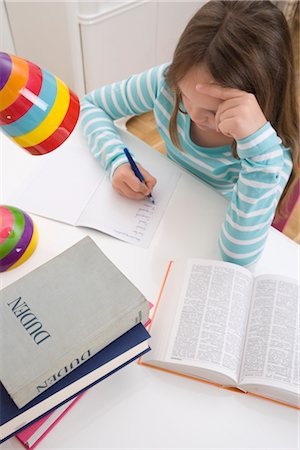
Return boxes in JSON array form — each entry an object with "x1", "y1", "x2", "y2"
[{"x1": 113, "y1": 202, "x2": 156, "y2": 243}]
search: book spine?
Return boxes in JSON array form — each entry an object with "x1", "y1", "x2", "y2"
[
  {"x1": 11, "y1": 300, "x2": 149, "y2": 408},
  {"x1": 16, "y1": 395, "x2": 83, "y2": 449}
]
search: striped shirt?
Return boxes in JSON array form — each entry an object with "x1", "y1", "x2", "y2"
[{"x1": 80, "y1": 63, "x2": 292, "y2": 266}]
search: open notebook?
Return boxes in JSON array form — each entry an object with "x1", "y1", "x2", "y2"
[{"x1": 4, "y1": 127, "x2": 180, "y2": 247}]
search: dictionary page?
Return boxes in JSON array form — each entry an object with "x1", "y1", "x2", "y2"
[
  {"x1": 143, "y1": 259, "x2": 253, "y2": 386},
  {"x1": 239, "y1": 275, "x2": 299, "y2": 407}
]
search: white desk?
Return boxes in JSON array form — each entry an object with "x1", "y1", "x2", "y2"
[{"x1": 1, "y1": 129, "x2": 299, "y2": 450}]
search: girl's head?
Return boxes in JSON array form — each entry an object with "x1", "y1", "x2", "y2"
[
  {"x1": 166, "y1": 0, "x2": 299, "y2": 214},
  {"x1": 178, "y1": 64, "x2": 223, "y2": 133}
]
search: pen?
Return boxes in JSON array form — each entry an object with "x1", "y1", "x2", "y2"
[{"x1": 123, "y1": 148, "x2": 155, "y2": 204}]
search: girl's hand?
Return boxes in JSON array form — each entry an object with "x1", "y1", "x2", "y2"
[
  {"x1": 196, "y1": 84, "x2": 267, "y2": 140},
  {"x1": 112, "y1": 163, "x2": 157, "y2": 200}
]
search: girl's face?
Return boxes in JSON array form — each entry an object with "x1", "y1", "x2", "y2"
[{"x1": 178, "y1": 65, "x2": 222, "y2": 132}]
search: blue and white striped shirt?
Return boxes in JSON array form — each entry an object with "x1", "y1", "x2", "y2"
[{"x1": 80, "y1": 64, "x2": 292, "y2": 266}]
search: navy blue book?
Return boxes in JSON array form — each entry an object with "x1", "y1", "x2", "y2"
[{"x1": 0, "y1": 323, "x2": 150, "y2": 443}]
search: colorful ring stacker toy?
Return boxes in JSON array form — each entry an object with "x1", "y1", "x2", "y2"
[
  {"x1": 0, "y1": 205, "x2": 38, "y2": 272},
  {"x1": 0, "y1": 51, "x2": 80, "y2": 155}
]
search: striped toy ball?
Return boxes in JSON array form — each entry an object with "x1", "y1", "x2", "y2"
[
  {"x1": 0, "y1": 52, "x2": 80, "y2": 155},
  {"x1": 0, "y1": 205, "x2": 38, "y2": 272}
]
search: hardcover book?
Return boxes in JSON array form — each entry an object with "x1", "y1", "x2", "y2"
[
  {"x1": 0, "y1": 322, "x2": 150, "y2": 443},
  {"x1": 140, "y1": 258, "x2": 299, "y2": 408},
  {"x1": 16, "y1": 395, "x2": 83, "y2": 449},
  {"x1": 0, "y1": 236, "x2": 149, "y2": 408}
]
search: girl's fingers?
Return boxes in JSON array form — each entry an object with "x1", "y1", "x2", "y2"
[
  {"x1": 117, "y1": 183, "x2": 149, "y2": 200},
  {"x1": 215, "y1": 105, "x2": 240, "y2": 133},
  {"x1": 216, "y1": 117, "x2": 238, "y2": 138},
  {"x1": 215, "y1": 100, "x2": 241, "y2": 130},
  {"x1": 216, "y1": 105, "x2": 241, "y2": 122},
  {"x1": 112, "y1": 163, "x2": 156, "y2": 200},
  {"x1": 196, "y1": 83, "x2": 244, "y2": 100},
  {"x1": 213, "y1": 88, "x2": 267, "y2": 139},
  {"x1": 138, "y1": 166, "x2": 157, "y2": 191},
  {"x1": 216, "y1": 97, "x2": 244, "y2": 117}
]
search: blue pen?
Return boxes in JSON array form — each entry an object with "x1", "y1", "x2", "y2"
[{"x1": 123, "y1": 148, "x2": 155, "y2": 204}]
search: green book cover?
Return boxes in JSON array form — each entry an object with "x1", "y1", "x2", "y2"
[{"x1": 0, "y1": 236, "x2": 149, "y2": 408}]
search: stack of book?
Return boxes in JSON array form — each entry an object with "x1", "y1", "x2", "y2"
[
  {"x1": 0, "y1": 237, "x2": 151, "y2": 447},
  {"x1": 15, "y1": 396, "x2": 83, "y2": 449}
]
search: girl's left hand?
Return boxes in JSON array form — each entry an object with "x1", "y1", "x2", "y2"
[{"x1": 196, "y1": 84, "x2": 267, "y2": 140}]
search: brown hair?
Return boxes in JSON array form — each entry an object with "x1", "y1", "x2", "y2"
[{"x1": 166, "y1": 0, "x2": 299, "y2": 216}]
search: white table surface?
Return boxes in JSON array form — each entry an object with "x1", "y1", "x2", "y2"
[{"x1": 1, "y1": 128, "x2": 299, "y2": 450}]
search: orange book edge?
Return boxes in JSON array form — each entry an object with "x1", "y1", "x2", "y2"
[{"x1": 138, "y1": 261, "x2": 299, "y2": 410}]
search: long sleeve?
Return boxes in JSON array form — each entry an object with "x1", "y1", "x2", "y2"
[
  {"x1": 219, "y1": 122, "x2": 292, "y2": 266},
  {"x1": 79, "y1": 64, "x2": 168, "y2": 179},
  {"x1": 80, "y1": 68, "x2": 292, "y2": 267}
]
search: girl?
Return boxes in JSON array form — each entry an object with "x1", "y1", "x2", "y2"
[{"x1": 80, "y1": 0, "x2": 299, "y2": 266}]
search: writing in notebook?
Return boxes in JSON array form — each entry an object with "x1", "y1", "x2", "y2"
[
  {"x1": 8, "y1": 127, "x2": 180, "y2": 247},
  {"x1": 113, "y1": 203, "x2": 156, "y2": 242}
]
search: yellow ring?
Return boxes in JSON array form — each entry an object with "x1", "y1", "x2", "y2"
[{"x1": 13, "y1": 76, "x2": 70, "y2": 148}]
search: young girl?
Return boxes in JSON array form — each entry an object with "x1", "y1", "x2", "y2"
[{"x1": 80, "y1": 0, "x2": 299, "y2": 266}]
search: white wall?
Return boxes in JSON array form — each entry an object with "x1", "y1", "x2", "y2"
[
  {"x1": 79, "y1": 1, "x2": 157, "y2": 90},
  {"x1": 156, "y1": 1, "x2": 204, "y2": 63},
  {"x1": 0, "y1": 0, "x2": 15, "y2": 53},
  {"x1": 79, "y1": 1, "x2": 203, "y2": 91},
  {"x1": 4, "y1": 1, "x2": 204, "y2": 96},
  {"x1": 4, "y1": 0, "x2": 85, "y2": 96}
]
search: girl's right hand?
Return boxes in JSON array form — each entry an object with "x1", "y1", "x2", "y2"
[{"x1": 112, "y1": 163, "x2": 157, "y2": 200}]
